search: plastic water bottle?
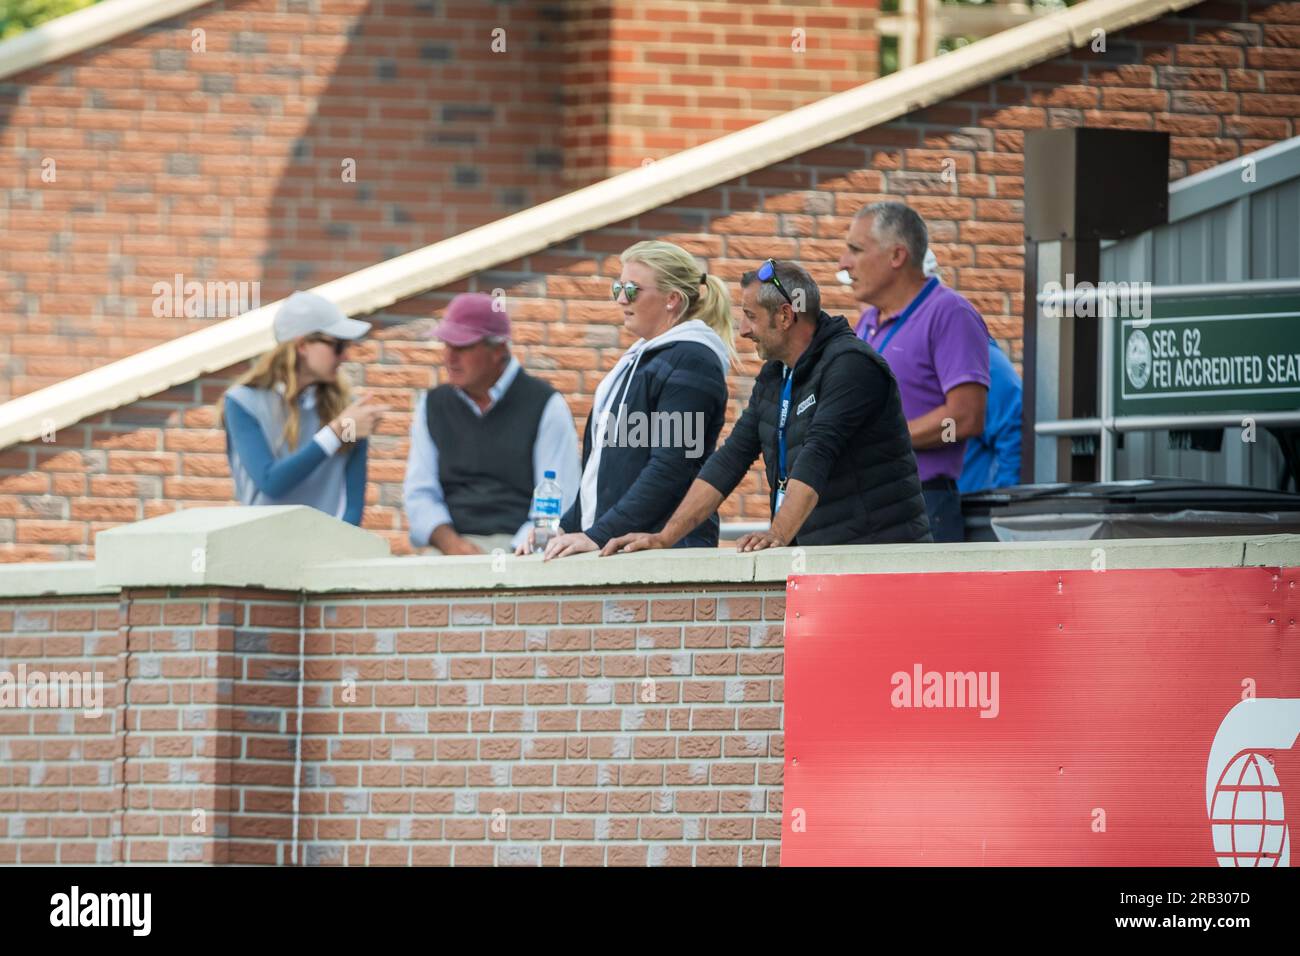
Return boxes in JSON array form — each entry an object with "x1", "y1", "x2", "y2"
[{"x1": 530, "y1": 470, "x2": 563, "y2": 554}]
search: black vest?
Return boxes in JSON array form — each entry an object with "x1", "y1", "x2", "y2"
[
  {"x1": 751, "y1": 313, "x2": 932, "y2": 545},
  {"x1": 425, "y1": 370, "x2": 555, "y2": 536}
]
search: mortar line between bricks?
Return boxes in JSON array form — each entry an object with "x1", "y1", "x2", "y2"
[
  {"x1": 112, "y1": 590, "x2": 136, "y2": 865},
  {"x1": 289, "y1": 589, "x2": 306, "y2": 866}
]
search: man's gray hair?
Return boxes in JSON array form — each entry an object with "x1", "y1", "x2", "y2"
[
  {"x1": 855, "y1": 201, "x2": 929, "y2": 273},
  {"x1": 739, "y1": 260, "x2": 821, "y2": 320}
]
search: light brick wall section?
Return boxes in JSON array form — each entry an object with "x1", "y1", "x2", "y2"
[
  {"x1": 1, "y1": 583, "x2": 787, "y2": 866},
  {"x1": 0, "y1": 597, "x2": 124, "y2": 864},
  {"x1": 2, "y1": 0, "x2": 1298, "y2": 562}
]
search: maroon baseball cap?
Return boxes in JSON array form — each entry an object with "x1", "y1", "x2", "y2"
[{"x1": 432, "y1": 293, "x2": 511, "y2": 346}]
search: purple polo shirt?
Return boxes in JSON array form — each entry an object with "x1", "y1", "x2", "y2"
[{"x1": 855, "y1": 280, "x2": 990, "y2": 482}]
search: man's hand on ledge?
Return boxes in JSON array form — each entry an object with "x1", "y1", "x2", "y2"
[
  {"x1": 601, "y1": 532, "x2": 667, "y2": 556},
  {"x1": 543, "y1": 531, "x2": 598, "y2": 561},
  {"x1": 515, "y1": 528, "x2": 538, "y2": 556},
  {"x1": 734, "y1": 529, "x2": 788, "y2": 552},
  {"x1": 430, "y1": 525, "x2": 483, "y2": 556}
]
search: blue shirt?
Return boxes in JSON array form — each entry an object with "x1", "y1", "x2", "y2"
[{"x1": 958, "y1": 339, "x2": 1023, "y2": 493}]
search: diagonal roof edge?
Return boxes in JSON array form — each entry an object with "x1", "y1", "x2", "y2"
[
  {"x1": 0, "y1": 0, "x2": 1201, "y2": 450},
  {"x1": 0, "y1": 0, "x2": 215, "y2": 82},
  {"x1": 1167, "y1": 134, "x2": 1300, "y2": 222}
]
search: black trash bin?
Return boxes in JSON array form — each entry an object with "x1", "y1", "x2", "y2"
[{"x1": 961, "y1": 478, "x2": 1300, "y2": 542}]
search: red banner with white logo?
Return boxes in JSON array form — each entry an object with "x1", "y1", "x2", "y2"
[{"x1": 781, "y1": 567, "x2": 1300, "y2": 866}]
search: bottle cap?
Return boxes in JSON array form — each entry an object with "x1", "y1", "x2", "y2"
[{"x1": 544, "y1": 470, "x2": 556, "y2": 480}]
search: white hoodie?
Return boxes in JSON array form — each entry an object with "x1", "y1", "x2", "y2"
[{"x1": 580, "y1": 319, "x2": 731, "y2": 530}]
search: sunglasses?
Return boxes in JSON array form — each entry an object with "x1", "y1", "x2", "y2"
[
  {"x1": 307, "y1": 335, "x2": 348, "y2": 356},
  {"x1": 756, "y1": 259, "x2": 795, "y2": 309},
  {"x1": 611, "y1": 280, "x2": 643, "y2": 303}
]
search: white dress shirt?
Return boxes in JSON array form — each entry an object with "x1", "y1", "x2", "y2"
[{"x1": 403, "y1": 357, "x2": 580, "y2": 550}]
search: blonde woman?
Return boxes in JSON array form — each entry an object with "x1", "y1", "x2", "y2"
[
  {"x1": 523, "y1": 240, "x2": 736, "y2": 559},
  {"x1": 222, "y1": 291, "x2": 386, "y2": 525}
]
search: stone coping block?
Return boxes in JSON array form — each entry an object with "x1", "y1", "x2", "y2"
[
  {"x1": 92, "y1": 505, "x2": 390, "y2": 591},
  {"x1": 0, "y1": 506, "x2": 1293, "y2": 597}
]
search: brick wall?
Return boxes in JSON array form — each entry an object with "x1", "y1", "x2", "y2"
[
  {"x1": 0, "y1": 0, "x2": 575, "y2": 400},
  {"x1": 0, "y1": 595, "x2": 123, "y2": 863},
  {"x1": 562, "y1": 0, "x2": 881, "y2": 185},
  {"x1": 0, "y1": 0, "x2": 882, "y2": 401},
  {"x1": 1, "y1": 0, "x2": 1298, "y2": 562},
  {"x1": 0, "y1": 582, "x2": 786, "y2": 865}
]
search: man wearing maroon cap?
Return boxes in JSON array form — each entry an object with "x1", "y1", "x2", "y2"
[{"x1": 403, "y1": 293, "x2": 580, "y2": 555}]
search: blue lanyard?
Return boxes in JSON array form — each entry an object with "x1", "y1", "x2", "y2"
[
  {"x1": 777, "y1": 368, "x2": 793, "y2": 488},
  {"x1": 870, "y1": 276, "x2": 939, "y2": 355}
]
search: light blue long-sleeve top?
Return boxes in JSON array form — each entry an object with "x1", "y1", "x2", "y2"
[{"x1": 224, "y1": 383, "x2": 368, "y2": 525}]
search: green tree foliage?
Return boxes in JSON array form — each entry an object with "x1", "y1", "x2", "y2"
[
  {"x1": 880, "y1": 0, "x2": 1080, "y2": 76},
  {"x1": 1, "y1": 0, "x2": 102, "y2": 40}
]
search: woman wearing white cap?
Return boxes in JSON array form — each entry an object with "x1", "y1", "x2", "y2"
[{"x1": 221, "y1": 291, "x2": 387, "y2": 525}]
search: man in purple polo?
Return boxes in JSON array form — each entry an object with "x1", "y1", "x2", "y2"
[{"x1": 837, "y1": 201, "x2": 989, "y2": 542}]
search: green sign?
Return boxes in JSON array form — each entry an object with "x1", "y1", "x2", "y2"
[{"x1": 1114, "y1": 293, "x2": 1300, "y2": 416}]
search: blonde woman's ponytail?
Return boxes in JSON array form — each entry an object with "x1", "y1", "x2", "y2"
[{"x1": 693, "y1": 273, "x2": 737, "y2": 364}]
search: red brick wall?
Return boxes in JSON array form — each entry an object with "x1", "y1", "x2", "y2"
[
  {"x1": 0, "y1": 595, "x2": 123, "y2": 863},
  {"x1": 0, "y1": 583, "x2": 786, "y2": 865},
  {"x1": 562, "y1": 0, "x2": 881, "y2": 185},
  {"x1": 0, "y1": 0, "x2": 881, "y2": 401},
  {"x1": 0, "y1": 0, "x2": 574, "y2": 400},
  {"x1": 1, "y1": 0, "x2": 1298, "y2": 562}
]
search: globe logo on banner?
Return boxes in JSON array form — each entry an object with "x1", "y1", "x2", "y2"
[
  {"x1": 1209, "y1": 752, "x2": 1288, "y2": 866},
  {"x1": 1125, "y1": 328, "x2": 1151, "y2": 390},
  {"x1": 1206, "y1": 699, "x2": 1300, "y2": 867}
]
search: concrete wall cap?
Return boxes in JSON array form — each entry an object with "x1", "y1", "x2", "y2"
[
  {"x1": 0, "y1": 504, "x2": 1291, "y2": 598},
  {"x1": 0, "y1": 561, "x2": 111, "y2": 598},
  {"x1": 93, "y1": 505, "x2": 390, "y2": 590}
]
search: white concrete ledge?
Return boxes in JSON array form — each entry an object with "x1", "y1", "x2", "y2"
[
  {"x1": 0, "y1": 507, "x2": 1294, "y2": 598},
  {"x1": 314, "y1": 534, "x2": 1298, "y2": 594},
  {"x1": 0, "y1": 561, "x2": 113, "y2": 598},
  {"x1": 753, "y1": 535, "x2": 1268, "y2": 579},
  {"x1": 93, "y1": 505, "x2": 390, "y2": 591},
  {"x1": 1245, "y1": 535, "x2": 1300, "y2": 569}
]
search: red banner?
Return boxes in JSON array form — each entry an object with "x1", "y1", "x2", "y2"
[{"x1": 782, "y1": 567, "x2": 1300, "y2": 866}]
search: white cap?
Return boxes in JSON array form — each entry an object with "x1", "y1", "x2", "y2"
[{"x1": 272, "y1": 291, "x2": 372, "y2": 343}]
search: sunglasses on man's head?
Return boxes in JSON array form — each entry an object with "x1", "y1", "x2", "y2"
[
  {"x1": 307, "y1": 335, "x2": 348, "y2": 356},
  {"x1": 611, "y1": 280, "x2": 643, "y2": 303},
  {"x1": 756, "y1": 258, "x2": 795, "y2": 309}
]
